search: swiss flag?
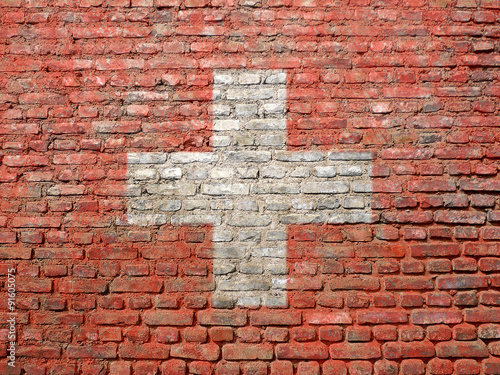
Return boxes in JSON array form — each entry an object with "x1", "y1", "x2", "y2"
[{"x1": 118, "y1": 68, "x2": 384, "y2": 308}]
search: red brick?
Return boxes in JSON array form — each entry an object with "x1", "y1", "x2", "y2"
[
  {"x1": 0, "y1": 247, "x2": 31, "y2": 259},
  {"x1": 271, "y1": 361, "x2": 293, "y2": 375},
  {"x1": 67, "y1": 344, "x2": 117, "y2": 359},
  {"x1": 35, "y1": 248, "x2": 83, "y2": 259},
  {"x1": 110, "y1": 278, "x2": 163, "y2": 293},
  {"x1": 412, "y1": 310, "x2": 463, "y2": 325},
  {"x1": 400, "y1": 359, "x2": 425, "y2": 375},
  {"x1": 436, "y1": 341, "x2": 488, "y2": 358},
  {"x1": 155, "y1": 327, "x2": 179, "y2": 343},
  {"x1": 385, "y1": 277, "x2": 433, "y2": 290},
  {"x1": 479, "y1": 291, "x2": 500, "y2": 306},
  {"x1": 330, "y1": 277, "x2": 380, "y2": 291},
  {"x1": 58, "y1": 279, "x2": 107, "y2": 294},
  {"x1": 222, "y1": 343, "x2": 273, "y2": 360},
  {"x1": 357, "y1": 311, "x2": 408, "y2": 324},
  {"x1": 32, "y1": 312, "x2": 83, "y2": 325},
  {"x1": 276, "y1": 343, "x2": 329, "y2": 360},
  {"x1": 329, "y1": 342, "x2": 382, "y2": 359},
  {"x1": 465, "y1": 243, "x2": 500, "y2": 256},
  {"x1": 408, "y1": 179, "x2": 456, "y2": 192},
  {"x1": 209, "y1": 327, "x2": 233, "y2": 342},
  {"x1": 305, "y1": 312, "x2": 352, "y2": 325},
  {"x1": 170, "y1": 343, "x2": 220, "y2": 361},
  {"x1": 17, "y1": 278, "x2": 52, "y2": 293},
  {"x1": 198, "y1": 311, "x2": 247, "y2": 326},
  {"x1": 90, "y1": 312, "x2": 139, "y2": 325},
  {"x1": 479, "y1": 258, "x2": 500, "y2": 272},
  {"x1": 411, "y1": 244, "x2": 460, "y2": 257},
  {"x1": 250, "y1": 312, "x2": 301, "y2": 326},
  {"x1": 436, "y1": 275, "x2": 489, "y2": 290},
  {"x1": 143, "y1": 311, "x2": 193, "y2": 326},
  {"x1": 382, "y1": 340, "x2": 435, "y2": 359},
  {"x1": 17, "y1": 345, "x2": 61, "y2": 359},
  {"x1": 215, "y1": 362, "x2": 240, "y2": 375},
  {"x1": 119, "y1": 343, "x2": 170, "y2": 359}
]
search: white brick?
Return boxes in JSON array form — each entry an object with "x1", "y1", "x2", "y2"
[
  {"x1": 302, "y1": 182, "x2": 349, "y2": 194},
  {"x1": 262, "y1": 102, "x2": 285, "y2": 114},
  {"x1": 344, "y1": 196, "x2": 365, "y2": 209},
  {"x1": 226, "y1": 151, "x2": 271, "y2": 163},
  {"x1": 251, "y1": 183, "x2": 300, "y2": 194},
  {"x1": 260, "y1": 134, "x2": 285, "y2": 146},
  {"x1": 275, "y1": 151, "x2": 323, "y2": 162},
  {"x1": 227, "y1": 87, "x2": 274, "y2": 100},
  {"x1": 214, "y1": 74, "x2": 234, "y2": 84},
  {"x1": 159, "y1": 200, "x2": 182, "y2": 211},
  {"x1": 292, "y1": 199, "x2": 316, "y2": 210},
  {"x1": 184, "y1": 200, "x2": 207, "y2": 210},
  {"x1": 160, "y1": 168, "x2": 182, "y2": 180},
  {"x1": 186, "y1": 169, "x2": 208, "y2": 180},
  {"x1": 212, "y1": 135, "x2": 231, "y2": 147},
  {"x1": 261, "y1": 165, "x2": 287, "y2": 179},
  {"x1": 171, "y1": 214, "x2": 222, "y2": 226},
  {"x1": 246, "y1": 119, "x2": 286, "y2": 130},
  {"x1": 252, "y1": 247, "x2": 286, "y2": 257},
  {"x1": 214, "y1": 119, "x2": 240, "y2": 131},
  {"x1": 126, "y1": 214, "x2": 168, "y2": 226},
  {"x1": 146, "y1": 183, "x2": 197, "y2": 196},
  {"x1": 279, "y1": 214, "x2": 325, "y2": 224},
  {"x1": 211, "y1": 200, "x2": 234, "y2": 210},
  {"x1": 228, "y1": 214, "x2": 272, "y2": 227},
  {"x1": 328, "y1": 151, "x2": 373, "y2": 161},
  {"x1": 133, "y1": 169, "x2": 157, "y2": 180},
  {"x1": 236, "y1": 167, "x2": 259, "y2": 179},
  {"x1": 209, "y1": 167, "x2": 235, "y2": 179},
  {"x1": 213, "y1": 104, "x2": 231, "y2": 116},
  {"x1": 128, "y1": 153, "x2": 167, "y2": 164},
  {"x1": 314, "y1": 166, "x2": 336, "y2": 178},
  {"x1": 235, "y1": 104, "x2": 258, "y2": 117},
  {"x1": 239, "y1": 73, "x2": 261, "y2": 84},
  {"x1": 265, "y1": 72, "x2": 286, "y2": 84},
  {"x1": 239, "y1": 231, "x2": 261, "y2": 241},
  {"x1": 338, "y1": 164, "x2": 363, "y2": 176},
  {"x1": 170, "y1": 152, "x2": 218, "y2": 164},
  {"x1": 202, "y1": 183, "x2": 249, "y2": 195}
]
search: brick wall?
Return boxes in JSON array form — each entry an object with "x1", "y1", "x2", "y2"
[{"x1": 1, "y1": 0, "x2": 500, "y2": 374}]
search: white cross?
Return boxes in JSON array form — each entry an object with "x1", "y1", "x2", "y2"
[{"x1": 123, "y1": 69, "x2": 373, "y2": 307}]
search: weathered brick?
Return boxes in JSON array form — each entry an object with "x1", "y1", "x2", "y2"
[
  {"x1": 412, "y1": 310, "x2": 463, "y2": 325},
  {"x1": 436, "y1": 341, "x2": 488, "y2": 358},
  {"x1": 382, "y1": 340, "x2": 435, "y2": 359},
  {"x1": 385, "y1": 277, "x2": 434, "y2": 290},
  {"x1": 90, "y1": 312, "x2": 139, "y2": 325},
  {"x1": 222, "y1": 343, "x2": 273, "y2": 360},
  {"x1": 119, "y1": 343, "x2": 170, "y2": 359},
  {"x1": 276, "y1": 343, "x2": 329, "y2": 360},
  {"x1": 198, "y1": 311, "x2": 247, "y2": 326},
  {"x1": 436, "y1": 275, "x2": 489, "y2": 290},
  {"x1": 357, "y1": 311, "x2": 408, "y2": 324},
  {"x1": 329, "y1": 342, "x2": 382, "y2": 359},
  {"x1": 143, "y1": 311, "x2": 193, "y2": 326},
  {"x1": 250, "y1": 312, "x2": 301, "y2": 326},
  {"x1": 170, "y1": 343, "x2": 220, "y2": 361},
  {"x1": 67, "y1": 344, "x2": 117, "y2": 359}
]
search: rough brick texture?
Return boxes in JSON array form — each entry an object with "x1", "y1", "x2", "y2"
[{"x1": 1, "y1": 0, "x2": 500, "y2": 374}]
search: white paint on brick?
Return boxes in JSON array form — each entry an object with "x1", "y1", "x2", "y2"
[{"x1": 126, "y1": 69, "x2": 373, "y2": 307}]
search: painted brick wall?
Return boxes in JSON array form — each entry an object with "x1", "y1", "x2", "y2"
[{"x1": 1, "y1": 0, "x2": 500, "y2": 374}]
